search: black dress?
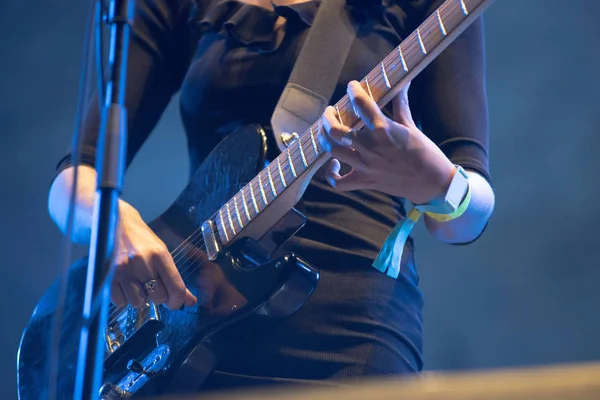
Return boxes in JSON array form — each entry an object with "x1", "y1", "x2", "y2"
[{"x1": 57, "y1": 0, "x2": 491, "y2": 390}]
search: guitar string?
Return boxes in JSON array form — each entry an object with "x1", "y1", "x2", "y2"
[
  {"x1": 163, "y1": 2, "x2": 458, "y2": 264},
  {"x1": 106, "y1": 9, "x2": 453, "y2": 320},
  {"x1": 164, "y1": 11, "x2": 445, "y2": 259},
  {"x1": 106, "y1": 4, "x2": 469, "y2": 321}
]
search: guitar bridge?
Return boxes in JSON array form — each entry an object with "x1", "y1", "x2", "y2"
[{"x1": 104, "y1": 303, "x2": 164, "y2": 368}]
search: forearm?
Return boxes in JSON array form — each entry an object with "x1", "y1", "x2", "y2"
[
  {"x1": 48, "y1": 165, "x2": 139, "y2": 244},
  {"x1": 424, "y1": 170, "x2": 494, "y2": 244}
]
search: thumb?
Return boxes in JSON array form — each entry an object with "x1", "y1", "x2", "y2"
[{"x1": 393, "y1": 81, "x2": 415, "y2": 127}]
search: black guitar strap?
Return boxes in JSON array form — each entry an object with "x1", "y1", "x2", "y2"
[{"x1": 270, "y1": 0, "x2": 357, "y2": 151}]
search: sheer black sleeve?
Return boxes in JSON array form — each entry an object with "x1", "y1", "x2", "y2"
[
  {"x1": 409, "y1": 4, "x2": 492, "y2": 185},
  {"x1": 54, "y1": 0, "x2": 195, "y2": 175}
]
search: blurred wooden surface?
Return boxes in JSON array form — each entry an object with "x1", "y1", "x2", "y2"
[{"x1": 152, "y1": 362, "x2": 600, "y2": 400}]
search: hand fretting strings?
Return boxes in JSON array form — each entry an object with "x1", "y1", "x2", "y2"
[{"x1": 107, "y1": 0, "x2": 474, "y2": 323}]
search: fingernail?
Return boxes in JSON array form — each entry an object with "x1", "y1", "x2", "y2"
[
  {"x1": 327, "y1": 177, "x2": 336, "y2": 187},
  {"x1": 347, "y1": 81, "x2": 359, "y2": 93},
  {"x1": 341, "y1": 137, "x2": 352, "y2": 147}
]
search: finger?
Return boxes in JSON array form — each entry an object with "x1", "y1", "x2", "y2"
[
  {"x1": 142, "y1": 278, "x2": 169, "y2": 305},
  {"x1": 120, "y1": 278, "x2": 147, "y2": 309},
  {"x1": 326, "y1": 159, "x2": 367, "y2": 192},
  {"x1": 110, "y1": 281, "x2": 127, "y2": 308},
  {"x1": 153, "y1": 253, "x2": 197, "y2": 310},
  {"x1": 392, "y1": 81, "x2": 416, "y2": 127},
  {"x1": 347, "y1": 81, "x2": 390, "y2": 133},
  {"x1": 132, "y1": 255, "x2": 169, "y2": 305},
  {"x1": 185, "y1": 288, "x2": 196, "y2": 308},
  {"x1": 321, "y1": 106, "x2": 351, "y2": 145},
  {"x1": 321, "y1": 107, "x2": 363, "y2": 166},
  {"x1": 341, "y1": 128, "x2": 378, "y2": 155}
]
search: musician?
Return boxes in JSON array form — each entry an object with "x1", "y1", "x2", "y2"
[{"x1": 48, "y1": 0, "x2": 494, "y2": 390}]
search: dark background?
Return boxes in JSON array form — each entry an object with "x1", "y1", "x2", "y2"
[{"x1": 2, "y1": 0, "x2": 600, "y2": 398}]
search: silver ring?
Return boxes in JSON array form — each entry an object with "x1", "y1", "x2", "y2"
[
  {"x1": 343, "y1": 128, "x2": 358, "y2": 140},
  {"x1": 143, "y1": 279, "x2": 159, "y2": 295}
]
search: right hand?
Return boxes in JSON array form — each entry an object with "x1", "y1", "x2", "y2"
[{"x1": 111, "y1": 204, "x2": 197, "y2": 310}]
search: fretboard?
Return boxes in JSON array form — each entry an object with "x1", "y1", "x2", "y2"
[{"x1": 214, "y1": 0, "x2": 494, "y2": 246}]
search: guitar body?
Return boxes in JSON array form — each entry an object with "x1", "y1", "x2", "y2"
[
  {"x1": 17, "y1": 125, "x2": 319, "y2": 399},
  {"x1": 17, "y1": 1, "x2": 495, "y2": 396}
]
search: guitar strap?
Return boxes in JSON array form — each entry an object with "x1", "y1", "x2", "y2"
[{"x1": 270, "y1": 0, "x2": 357, "y2": 151}]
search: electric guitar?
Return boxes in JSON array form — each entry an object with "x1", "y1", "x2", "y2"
[{"x1": 17, "y1": 0, "x2": 494, "y2": 398}]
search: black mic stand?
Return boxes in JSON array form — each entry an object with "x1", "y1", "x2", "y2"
[{"x1": 74, "y1": 0, "x2": 134, "y2": 399}]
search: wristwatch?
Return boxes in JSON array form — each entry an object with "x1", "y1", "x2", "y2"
[{"x1": 414, "y1": 165, "x2": 470, "y2": 222}]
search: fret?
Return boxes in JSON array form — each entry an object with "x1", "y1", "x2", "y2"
[
  {"x1": 219, "y1": 208, "x2": 229, "y2": 242},
  {"x1": 277, "y1": 158, "x2": 287, "y2": 188},
  {"x1": 287, "y1": 147, "x2": 298, "y2": 177},
  {"x1": 226, "y1": 203, "x2": 237, "y2": 234},
  {"x1": 298, "y1": 140, "x2": 308, "y2": 168},
  {"x1": 364, "y1": 77, "x2": 374, "y2": 100},
  {"x1": 380, "y1": 63, "x2": 391, "y2": 89},
  {"x1": 241, "y1": 189, "x2": 251, "y2": 220},
  {"x1": 249, "y1": 184, "x2": 259, "y2": 213},
  {"x1": 398, "y1": 47, "x2": 408, "y2": 72},
  {"x1": 334, "y1": 104, "x2": 344, "y2": 125},
  {"x1": 233, "y1": 196, "x2": 243, "y2": 228},
  {"x1": 257, "y1": 174, "x2": 268, "y2": 205},
  {"x1": 209, "y1": 0, "x2": 491, "y2": 249},
  {"x1": 267, "y1": 165, "x2": 277, "y2": 196},
  {"x1": 416, "y1": 28, "x2": 427, "y2": 54},
  {"x1": 436, "y1": 10, "x2": 447, "y2": 36},
  {"x1": 309, "y1": 126, "x2": 319, "y2": 156}
]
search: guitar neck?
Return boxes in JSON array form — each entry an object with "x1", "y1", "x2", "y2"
[{"x1": 213, "y1": 0, "x2": 494, "y2": 246}]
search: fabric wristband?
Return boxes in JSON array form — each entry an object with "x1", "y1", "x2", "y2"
[
  {"x1": 372, "y1": 183, "x2": 472, "y2": 279},
  {"x1": 425, "y1": 183, "x2": 472, "y2": 222}
]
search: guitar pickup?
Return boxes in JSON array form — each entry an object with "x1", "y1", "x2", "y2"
[{"x1": 201, "y1": 219, "x2": 221, "y2": 261}]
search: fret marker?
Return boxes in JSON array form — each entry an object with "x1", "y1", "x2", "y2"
[
  {"x1": 417, "y1": 28, "x2": 427, "y2": 55},
  {"x1": 436, "y1": 10, "x2": 447, "y2": 36},
  {"x1": 298, "y1": 140, "x2": 308, "y2": 168},
  {"x1": 249, "y1": 184, "x2": 260, "y2": 213},
  {"x1": 277, "y1": 158, "x2": 287, "y2": 188},
  {"x1": 233, "y1": 197, "x2": 243, "y2": 228},
  {"x1": 258, "y1": 174, "x2": 269, "y2": 205},
  {"x1": 287, "y1": 148, "x2": 298, "y2": 177},
  {"x1": 380, "y1": 63, "x2": 391, "y2": 89},
  {"x1": 226, "y1": 203, "x2": 237, "y2": 235},
  {"x1": 240, "y1": 190, "x2": 251, "y2": 220},
  {"x1": 219, "y1": 208, "x2": 230, "y2": 242},
  {"x1": 364, "y1": 77, "x2": 374, "y2": 100},
  {"x1": 309, "y1": 126, "x2": 319, "y2": 156},
  {"x1": 398, "y1": 47, "x2": 408, "y2": 72},
  {"x1": 334, "y1": 104, "x2": 344, "y2": 125},
  {"x1": 267, "y1": 166, "x2": 277, "y2": 197},
  {"x1": 459, "y1": 0, "x2": 468, "y2": 15}
]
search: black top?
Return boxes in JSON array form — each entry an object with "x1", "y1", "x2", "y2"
[{"x1": 56, "y1": 0, "x2": 491, "y2": 389}]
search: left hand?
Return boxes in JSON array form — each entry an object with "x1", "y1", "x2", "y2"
[{"x1": 321, "y1": 80, "x2": 456, "y2": 205}]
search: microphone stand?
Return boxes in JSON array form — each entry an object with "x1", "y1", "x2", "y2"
[{"x1": 74, "y1": 0, "x2": 134, "y2": 398}]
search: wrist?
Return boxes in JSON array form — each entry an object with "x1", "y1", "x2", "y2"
[
  {"x1": 413, "y1": 164, "x2": 470, "y2": 221},
  {"x1": 424, "y1": 170, "x2": 494, "y2": 244},
  {"x1": 425, "y1": 163, "x2": 459, "y2": 205}
]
